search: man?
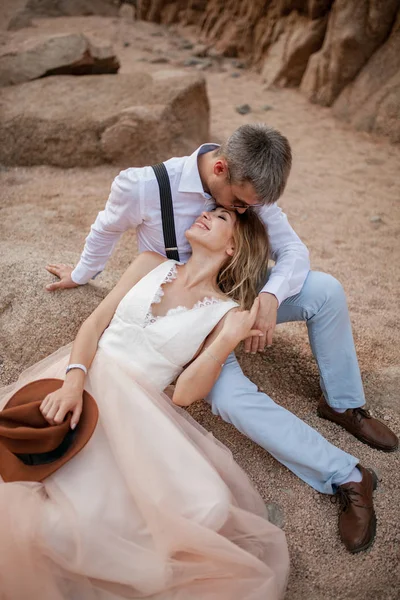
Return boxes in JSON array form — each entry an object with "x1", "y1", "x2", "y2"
[{"x1": 47, "y1": 123, "x2": 398, "y2": 552}]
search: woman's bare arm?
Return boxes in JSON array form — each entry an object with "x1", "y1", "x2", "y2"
[
  {"x1": 173, "y1": 299, "x2": 261, "y2": 407},
  {"x1": 40, "y1": 252, "x2": 167, "y2": 427}
]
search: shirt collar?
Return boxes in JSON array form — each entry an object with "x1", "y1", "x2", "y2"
[{"x1": 178, "y1": 143, "x2": 220, "y2": 197}]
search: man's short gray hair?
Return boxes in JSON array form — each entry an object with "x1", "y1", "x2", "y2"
[{"x1": 217, "y1": 123, "x2": 292, "y2": 205}]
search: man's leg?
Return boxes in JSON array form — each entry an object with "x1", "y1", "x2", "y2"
[
  {"x1": 277, "y1": 271, "x2": 364, "y2": 409},
  {"x1": 206, "y1": 352, "x2": 358, "y2": 495},
  {"x1": 279, "y1": 271, "x2": 398, "y2": 451}
]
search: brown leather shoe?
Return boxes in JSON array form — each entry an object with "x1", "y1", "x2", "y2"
[
  {"x1": 318, "y1": 395, "x2": 399, "y2": 452},
  {"x1": 335, "y1": 465, "x2": 378, "y2": 553}
]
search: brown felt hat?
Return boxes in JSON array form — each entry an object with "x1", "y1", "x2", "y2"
[{"x1": 0, "y1": 378, "x2": 98, "y2": 483}]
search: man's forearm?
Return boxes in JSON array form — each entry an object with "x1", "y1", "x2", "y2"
[
  {"x1": 258, "y1": 203, "x2": 310, "y2": 305},
  {"x1": 262, "y1": 243, "x2": 310, "y2": 305},
  {"x1": 71, "y1": 218, "x2": 124, "y2": 284}
]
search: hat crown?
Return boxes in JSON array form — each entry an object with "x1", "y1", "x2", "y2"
[
  {"x1": 0, "y1": 399, "x2": 70, "y2": 454},
  {"x1": 0, "y1": 378, "x2": 98, "y2": 483}
]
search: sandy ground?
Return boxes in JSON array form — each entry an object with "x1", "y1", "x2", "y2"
[{"x1": 1, "y1": 13, "x2": 400, "y2": 600}]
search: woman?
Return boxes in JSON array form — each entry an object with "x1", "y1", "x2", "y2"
[{"x1": 0, "y1": 208, "x2": 289, "y2": 599}]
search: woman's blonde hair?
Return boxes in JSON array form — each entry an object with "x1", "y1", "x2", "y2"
[{"x1": 217, "y1": 210, "x2": 270, "y2": 310}]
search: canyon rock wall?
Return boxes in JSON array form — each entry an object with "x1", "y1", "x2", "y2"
[{"x1": 137, "y1": 0, "x2": 400, "y2": 141}]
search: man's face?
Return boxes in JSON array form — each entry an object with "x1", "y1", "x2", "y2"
[{"x1": 208, "y1": 158, "x2": 261, "y2": 214}]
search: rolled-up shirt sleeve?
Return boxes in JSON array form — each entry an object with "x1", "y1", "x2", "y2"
[
  {"x1": 258, "y1": 203, "x2": 310, "y2": 305},
  {"x1": 71, "y1": 168, "x2": 144, "y2": 284}
]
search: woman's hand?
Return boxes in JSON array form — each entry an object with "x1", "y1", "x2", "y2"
[
  {"x1": 40, "y1": 386, "x2": 83, "y2": 429},
  {"x1": 244, "y1": 292, "x2": 279, "y2": 354},
  {"x1": 220, "y1": 298, "x2": 263, "y2": 347}
]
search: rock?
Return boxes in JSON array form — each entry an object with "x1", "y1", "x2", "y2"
[
  {"x1": 195, "y1": 62, "x2": 211, "y2": 71},
  {"x1": 0, "y1": 246, "x2": 108, "y2": 384},
  {"x1": 262, "y1": 13, "x2": 327, "y2": 88},
  {"x1": 0, "y1": 70, "x2": 210, "y2": 168},
  {"x1": 137, "y1": 0, "x2": 400, "y2": 142},
  {"x1": 307, "y1": 0, "x2": 334, "y2": 20},
  {"x1": 192, "y1": 43, "x2": 208, "y2": 57},
  {"x1": 119, "y1": 2, "x2": 135, "y2": 21},
  {"x1": 150, "y1": 56, "x2": 170, "y2": 64},
  {"x1": 301, "y1": 0, "x2": 399, "y2": 106},
  {"x1": 232, "y1": 59, "x2": 246, "y2": 69},
  {"x1": 123, "y1": 41, "x2": 130, "y2": 47},
  {"x1": 6, "y1": 12, "x2": 33, "y2": 31},
  {"x1": 5, "y1": 0, "x2": 119, "y2": 30},
  {"x1": 235, "y1": 104, "x2": 251, "y2": 115},
  {"x1": 266, "y1": 503, "x2": 285, "y2": 528},
  {"x1": 332, "y1": 10, "x2": 400, "y2": 143},
  {"x1": 179, "y1": 40, "x2": 194, "y2": 50},
  {"x1": 370, "y1": 215, "x2": 382, "y2": 223},
  {"x1": 0, "y1": 33, "x2": 120, "y2": 87},
  {"x1": 262, "y1": 104, "x2": 274, "y2": 111},
  {"x1": 183, "y1": 57, "x2": 206, "y2": 67},
  {"x1": 231, "y1": 72, "x2": 241, "y2": 78}
]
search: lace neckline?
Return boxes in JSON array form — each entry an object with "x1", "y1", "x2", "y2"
[{"x1": 144, "y1": 262, "x2": 225, "y2": 327}]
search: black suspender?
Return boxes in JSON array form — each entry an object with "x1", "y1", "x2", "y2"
[{"x1": 151, "y1": 163, "x2": 180, "y2": 262}]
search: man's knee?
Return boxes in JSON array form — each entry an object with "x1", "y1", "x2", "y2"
[
  {"x1": 208, "y1": 377, "x2": 268, "y2": 424},
  {"x1": 305, "y1": 272, "x2": 346, "y2": 308}
]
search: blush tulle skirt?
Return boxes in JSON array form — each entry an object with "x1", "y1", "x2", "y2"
[{"x1": 0, "y1": 346, "x2": 289, "y2": 599}]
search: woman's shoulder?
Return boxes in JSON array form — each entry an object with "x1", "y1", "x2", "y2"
[
  {"x1": 135, "y1": 251, "x2": 169, "y2": 270},
  {"x1": 210, "y1": 288, "x2": 239, "y2": 306}
]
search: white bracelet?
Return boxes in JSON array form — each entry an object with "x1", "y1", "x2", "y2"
[
  {"x1": 203, "y1": 348, "x2": 224, "y2": 368},
  {"x1": 66, "y1": 363, "x2": 88, "y2": 376}
]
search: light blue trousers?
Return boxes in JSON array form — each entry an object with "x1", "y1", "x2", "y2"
[{"x1": 207, "y1": 272, "x2": 363, "y2": 494}]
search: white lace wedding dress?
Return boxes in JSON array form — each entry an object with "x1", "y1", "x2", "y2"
[{"x1": 0, "y1": 260, "x2": 289, "y2": 599}]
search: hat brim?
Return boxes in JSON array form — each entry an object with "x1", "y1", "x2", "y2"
[{"x1": 0, "y1": 378, "x2": 98, "y2": 483}]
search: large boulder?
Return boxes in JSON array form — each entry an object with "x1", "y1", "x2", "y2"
[
  {"x1": 300, "y1": 0, "x2": 399, "y2": 106},
  {"x1": 3, "y1": 0, "x2": 119, "y2": 30},
  {"x1": 137, "y1": 0, "x2": 399, "y2": 142},
  {"x1": 0, "y1": 162, "x2": 136, "y2": 386},
  {"x1": 332, "y1": 11, "x2": 400, "y2": 143},
  {"x1": 0, "y1": 244, "x2": 108, "y2": 385},
  {"x1": 261, "y1": 12, "x2": 327, "y2": 88},
  {"x1": 0, "y1": 33, "x2": 120, "y2": 87},
  {"x1": 0, "y1": 70, "x2": 210, "y2": 167}
]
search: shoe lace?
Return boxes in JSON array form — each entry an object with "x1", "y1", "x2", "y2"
[
  {"x1": 351, "y1": 407, "x2": 371, "y2": 424},
  {"x1": 331, "y1": 487, "x2": 370, "y2": 512}
]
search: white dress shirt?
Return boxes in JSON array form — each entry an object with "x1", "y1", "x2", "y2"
[{"x1": 71, "y1": 144, "x2": 310, "y2": 305}]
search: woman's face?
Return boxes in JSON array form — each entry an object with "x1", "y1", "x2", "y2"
[{"x1": 186, "y1": 207, "x2": 237, "y2": 256}]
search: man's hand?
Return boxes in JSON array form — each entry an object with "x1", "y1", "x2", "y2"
[
  {"x1": 244, "y1": 292, "x2": 278, "y2": 354},
  {"x1": 45, "y1": 264, "x2": 79, "y2": 291}
]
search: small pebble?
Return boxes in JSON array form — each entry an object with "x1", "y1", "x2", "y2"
[
  {"x1": 266, "y1": 503, "x2": 285, "y2": 529},
  {"x1": 183, "y1": 57, "x2": 205, "y2": 67},
  {"x1": 232, "y1": 59, "x2": 246, "y2": 69},
  {"x1": 370, "y1": 215, "x2": 382, "y2": 223},
  {"x1": 262, "y1": 104, "x2": 273, "y2": 111},
  {"x1": 150, "y1": 57, "x2": 170, "y2": 64},
  {"x1": 123, "y1": 41, "x2": 130, "y2": 47},
  {"x1": 231, "y1": 72, "x2": 241, "y2": 78},
  {"x1": 193, "y1": 44, "x2": 208, "y2": 57},
  {"x1": 180, "y1": 41, "x2": 194, "y2": 50},
  {"x1": 236, "y1": 104, "x2": 251, "y2": 115}
]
